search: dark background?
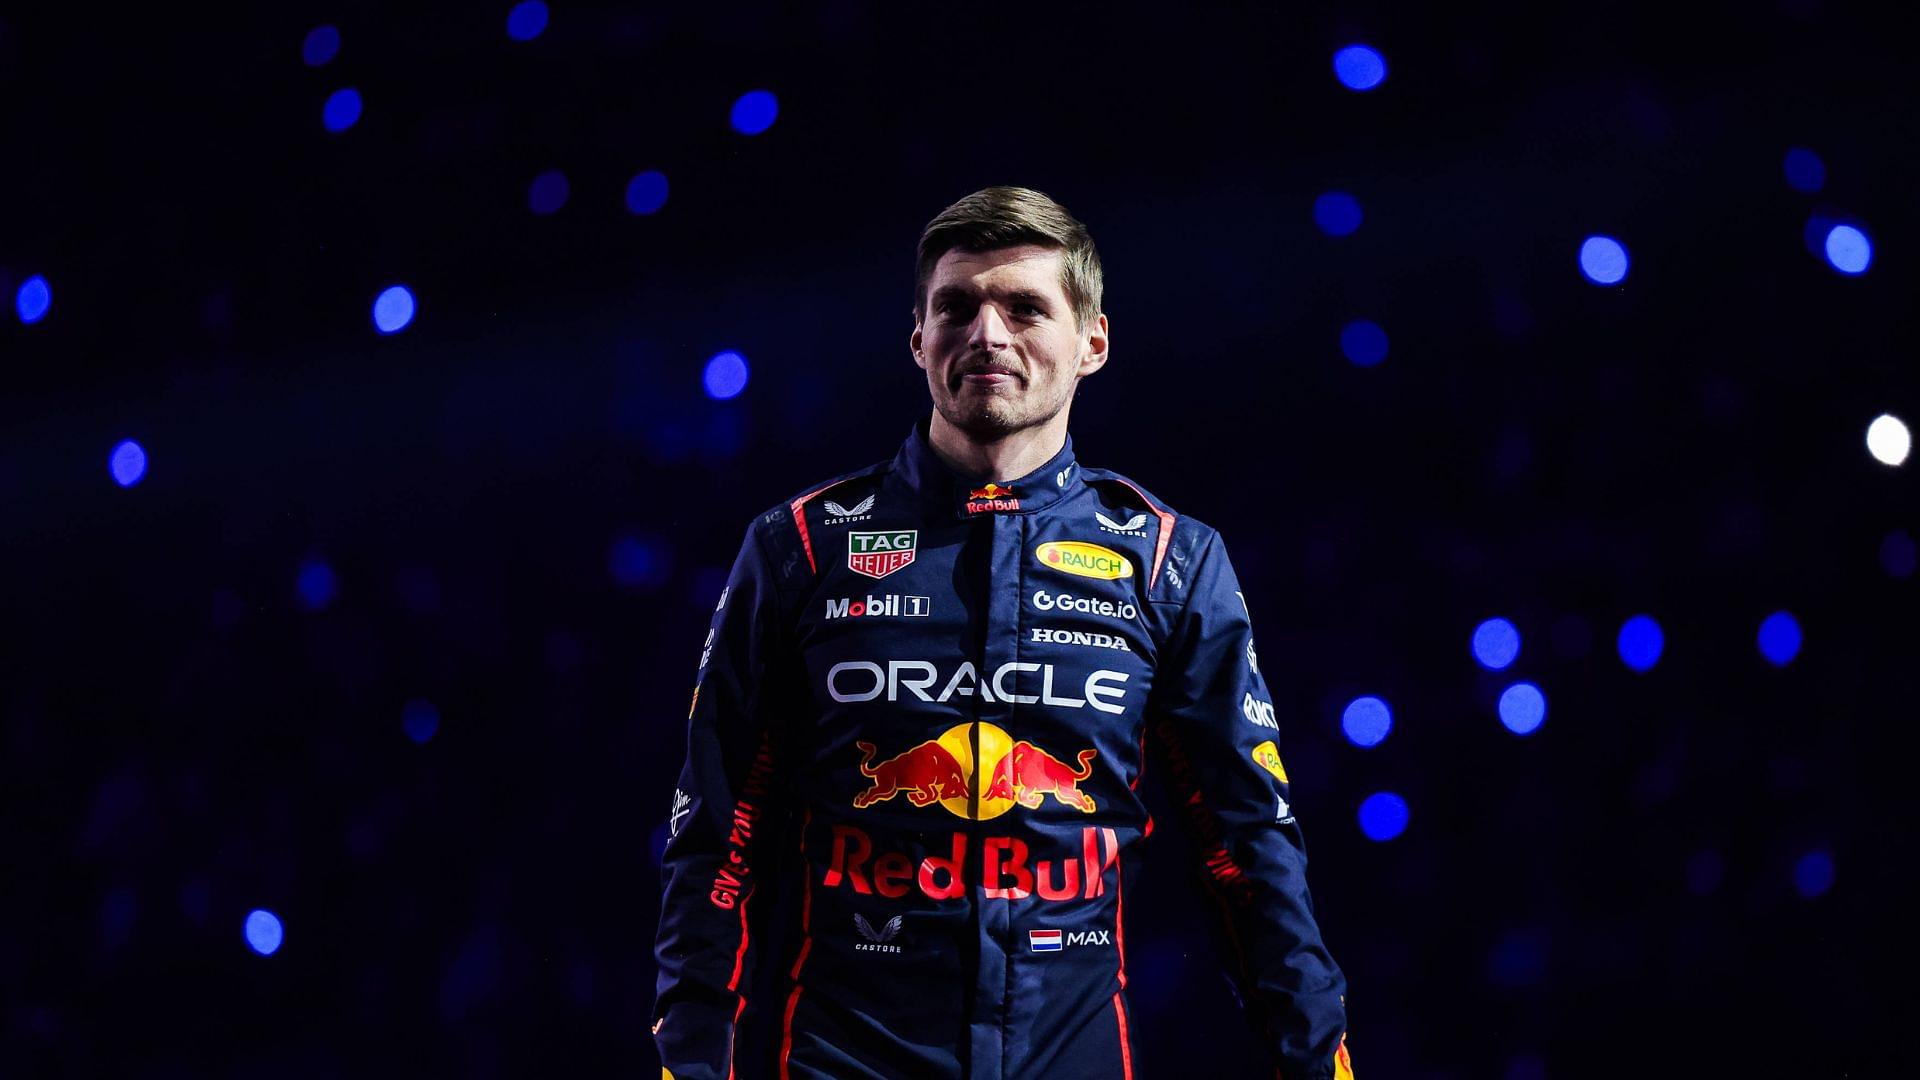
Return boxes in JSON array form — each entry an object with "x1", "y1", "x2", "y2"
[{"x1": 3, "y1": 1, "x2": 1915, "y2": 1076}]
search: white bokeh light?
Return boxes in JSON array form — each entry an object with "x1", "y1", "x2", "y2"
[{"x1": 1867, "y1": 414, "x2": 1910, "y2": 466}]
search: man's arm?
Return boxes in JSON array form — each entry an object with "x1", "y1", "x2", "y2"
[
  {"x1": 1149, "y1": 529, "x2": 1354, "y2": 1080},
  {"x1": 653, "y1": 521, "x2": 788, "y2": 1080}
]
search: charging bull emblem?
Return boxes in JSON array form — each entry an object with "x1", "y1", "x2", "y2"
[{"x1": 852, "y1": 723, "x2": 1097, "y2": 820}]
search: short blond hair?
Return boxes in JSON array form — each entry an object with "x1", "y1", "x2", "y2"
[{"x1": 914, "y1": 186, "x2": 1103, "y2": 329}]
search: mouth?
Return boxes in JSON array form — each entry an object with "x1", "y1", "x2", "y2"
[{"x1": 951, "y1": 364, "x2": 1024, "y2": 391}]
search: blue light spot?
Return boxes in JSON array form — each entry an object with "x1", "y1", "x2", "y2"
[
  {"x1": 1579, "y1": 235, "x2": 1629, "y2": 285},
  {"x1": 322, "y1": 88, "x2": 363, "y2": 133},
  {"x1": 506, "y1": 0, "x2": 550, "y2": 41},
  {"x1": 1794, "y1": 849, "x2": 1835, "y2": 898},
  {"x1": 1824, "y1": 224, "x2": 1871, "y2": 274},
  {"x1": 1757, "y1": 610, "x2": 1802, "y2": 666},
  {"x1": 1357, "y1": 791, "x2": 1408, "y2": 841},
  {"x1": 1472, "y1": 617, "x2": 1521, "y2": 670},
  {"x1": 1339, "y1": 320, "x2": 1388, "y2": 367},
  {"x1": 1497, "y1": 682, "x2": 1547, "y2": 735},
  {"x1": 1313, "y1": 192, "x2": 1362, "y2": 236},
  {"x1": 1505, "y1": 1054, "x2": 1548, "y2": 1080},
  {"x1": 245, "y1": 909, "x2": 284, "y2": 956},
  {"x1": 625, "y1": 170, "x2": 669, "y2": 215},
  {"x1": 1882, "y1": 529, "x2": 1917, "y2": 579},
  {"x1": 100, "y1": 886, "x2": 137, "y2": 949},
  {"x1": 297, "y1": 559, "x2": 338, "y2": 611},
  {"x1": 1616, "y1": 614, "x2": 1664, "y2": 672},
  {"x1": 730, "y1": 89, "x2": 779, "y2": 135},
  {"x1": 302, "y1": 25, "x2": 340, "y2": 67},
  {"x1": 1487, "y1": 928, "x2": 1549, "y2": 988},
  {"x1": 528, "y1": 170, "x2": 570, "y2": 215},
  {"x1": 109, "y1": 440, "x2": 148, "y2": 487},
  {"x1": 609, "y1": 534, "x2": 671, "y2": 589},
  {"x1": 403, "y1": 699, "x2": 440, "y2": 744},
  {"x1": 1782, "y1": 147, "x2": 1824, "y2": 193},
  {"x1": 704, "y1": 351, "x2": 750, "y2": 400},
  {"x1": 372, "y1": 285, "x2": 416, "y2": 334},
  {"x1": 1341, "y1": 696, "x2": 1392, "y2": 748},
  {"x1": 1333, "y1": 45, "x2": 1387, "y2": 91},
  {"x1": 1685, "y1": 849, "x2": 1724, "y2": 896},
  {"x1": 16, "y1": 275, "x2": 51, "y2": 324}
]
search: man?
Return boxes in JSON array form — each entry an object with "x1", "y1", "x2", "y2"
[{"x1": 653, "y1": 187, "x2": 1353, "y2": 1079}]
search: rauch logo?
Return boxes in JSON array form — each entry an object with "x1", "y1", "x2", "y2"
[{"x1": 1034, "y1": 541, "x2": 1134, "y2": 581}]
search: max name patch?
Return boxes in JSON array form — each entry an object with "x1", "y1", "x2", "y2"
[{"x1": 1034, "y1": 541, "x2": 1134, "y2": 581}]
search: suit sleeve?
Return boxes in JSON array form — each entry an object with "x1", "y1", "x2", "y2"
[
  {"x1": 1149, "y1": 530, "x2": 1353, "y2": 1080},
  {"x1": 653, "y1": 522, "x2": 790, "y2": 1080}
]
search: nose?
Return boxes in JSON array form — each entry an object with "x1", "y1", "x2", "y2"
[{"x1": 968, "y1": 303, "x2": 1011, "y2": 352}]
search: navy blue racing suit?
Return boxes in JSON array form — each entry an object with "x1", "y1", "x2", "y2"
[{"x1": 653, "y1": 422, "x2": 1352, "y2": 1079}]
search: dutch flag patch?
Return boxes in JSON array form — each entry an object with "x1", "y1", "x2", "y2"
[{"x1": 1028, "y1": 929, "x2": 1063, "y2": 953}]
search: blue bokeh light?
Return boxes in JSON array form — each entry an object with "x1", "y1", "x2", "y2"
[
  {"x1": 730, "y1": 90, "x2": 779, "y2": 135},
  {"x1": 1783, "y1": 147, "x2": 1825, "y2": 193},
  {"x1": 403, "y1": 699, "x2": 440, "y2": 744},
  {"x1": 528, "y1": 170, "x2": 570, "y2": 215},
  {"x1": 1579, "y1": 235, "x2": 1629, "y2": 285},
  {"x1": 245, "y1": 909, "x2": 284, "y2": 956},
  {"x1": 1358, "y1": 792, "x2": 1409, "y2": 841},
  {"x1": 323, "y1": 88, "x2": 363, "y2": 133},
  {"x1": 506, "y1": 0, "x2": 550, "y2": 41},
  {"x1": 609, "y1": 534, "x2": 672, "y2": 589},
  {"x1": 1505, "y1": 1053, "x2": 1548, "y2": 1080},
  {"x1": 1497, "y1": 682, "x2": 1547, "y2": 735},
  {"x1": 1472, "y1": 617, "x2": 1522, "y2": 670},
  {"x1": 1794, "y1": 849, "x2": 1835, "y2": 898},
  {"x1": 16, "y1": 275, "x2": 51, "y2": 324},
  {"x1": 704, "y1": 351, "x2": 750, "y2": 400},
  {"x1": 1333, "y1": 45, "x2": 1387, "y2": 91},
  {"x1": 1882, "y1": 529, "x2": 1917, "y2": 579},
  {"x1": 1487, "y1": 928, "x2": 1549, "y2": 988},
  {"x1": 1757, "y1": 610, "x2": 1802, "y2": 666},
  {"x1": 302, "y1": 25, "x2": 340, "y2": 67},
  {"x1": 1341, "y1": 696, "x2": 1392, "y2": 748},
  {"x1": 625, "y1": 170, "x2": 669, "y2": 215},
  {"x1": 1616, "y1": 614, "x2": 1664, "y2": 672},
  {"x1": 1339, "y1": 320, "x2": 1388, "y2": 367},
  {"x1": 373, "y1": 285, "x2": 416, "y2": 334},
  {"x1": 1313, "y1": 192, "x2": 1362, "y2": 236},
  {"x1": 1685, "y1": 850, "x2": 1724, "y2": 896},
  {"x1": 110, "y1": 440, "x2": 148, "y2": 488},
  {"x1": 297, "y1": 559, "x2": 339, "y2": 611},
  {"x1": 1823, "y1": 224, "x2": 1871, "y2": 274}
]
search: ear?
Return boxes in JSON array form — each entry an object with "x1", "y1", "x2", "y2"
[
  {"x1": 1076, "y1": 313, "x2": 1110, "y2": 378},
  {"x1": 911, "y1": 323, "x2": 927, "y2": 371}
]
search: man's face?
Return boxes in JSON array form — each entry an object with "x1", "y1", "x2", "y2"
[{"x1": 912, "y1": 245, "x2": 1108, "y2": 441}]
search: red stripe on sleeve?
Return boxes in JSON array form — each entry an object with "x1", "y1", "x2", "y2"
[{"x1": 1109, "y1": 479, "x2": 1177, "y2": 590}]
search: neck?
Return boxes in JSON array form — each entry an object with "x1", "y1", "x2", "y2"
[{"x1": 926, "y1": 410, "x2": 1069, "y2": 483}]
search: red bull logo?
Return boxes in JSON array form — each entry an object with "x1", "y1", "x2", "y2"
[
  {"x1": 983, "y1": 741, "x2": 1097, "y2": 812},
  {"x1": 852, "y1": 723, "x2": 1096, "y2": 819},
  {"x1": 824, "y1": 823, "x2": 1121, "y2": 901},
  {"x1": 965, "y1": 484, "x2": 1021, "y2": 514}
]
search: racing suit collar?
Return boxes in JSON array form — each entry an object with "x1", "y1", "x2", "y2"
[{"x1": 894, "y1": 419, "x2": 1081, "y2": 520}]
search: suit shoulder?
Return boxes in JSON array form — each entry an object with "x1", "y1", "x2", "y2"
[
  {"x1": 1077, "y1": 466, "x2": 1222, "y2": 544},
  {"x1": 745, "y1": 458, "x2": 894, "y2": 583},
  {"x1": 1077, "y1": 466, "x2": 1181, "y2": 519}
]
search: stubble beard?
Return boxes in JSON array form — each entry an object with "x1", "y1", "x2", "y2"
[{"x1": 933, "y1": 379, "x2": 1070, "y2": 441}]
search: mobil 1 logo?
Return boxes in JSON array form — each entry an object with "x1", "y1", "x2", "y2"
[{"x1": 826, "y1": 594, "x2": 931, "y2": 620}]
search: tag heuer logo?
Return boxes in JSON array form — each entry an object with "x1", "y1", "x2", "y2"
[{"x1": 848, "y1": 530, "x2": 917, "y2": 579}]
